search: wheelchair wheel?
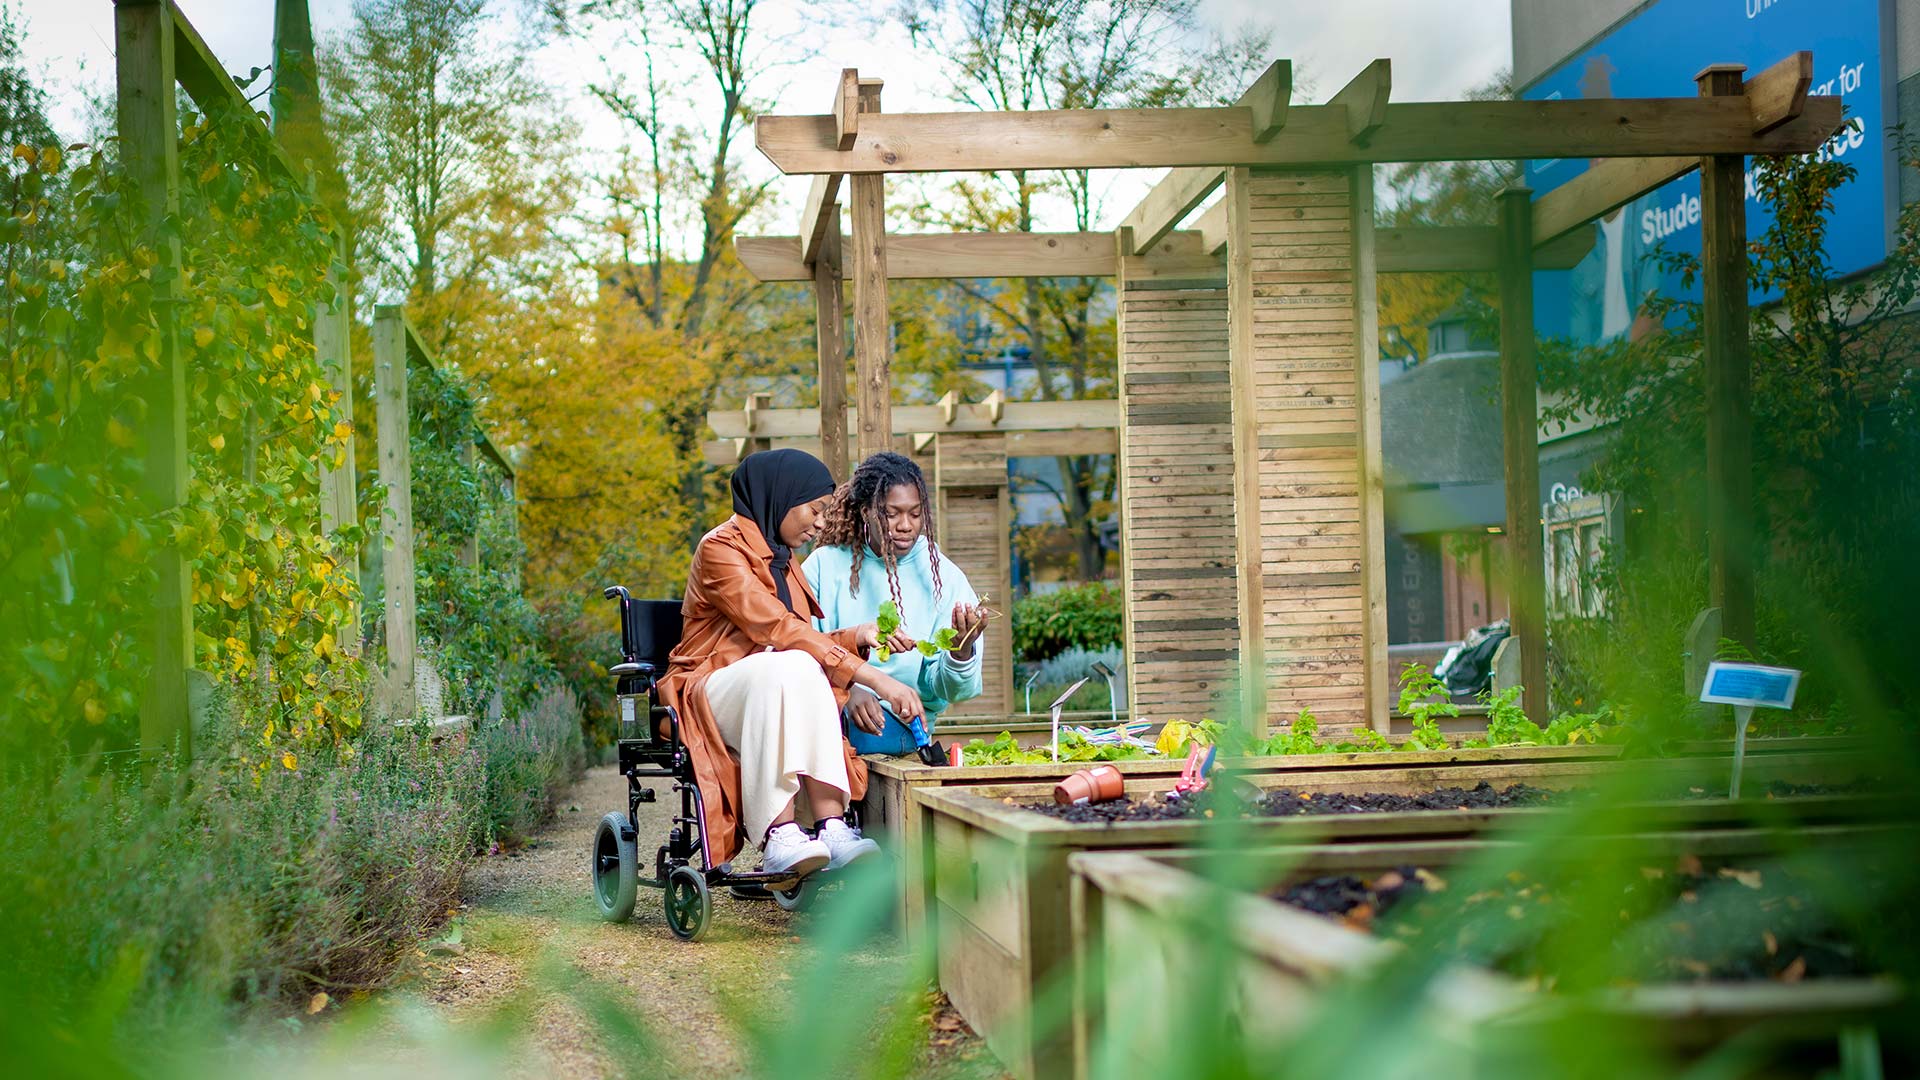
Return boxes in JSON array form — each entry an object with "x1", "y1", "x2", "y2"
[
  {"x1": 664, "y1": 865, "x2": 711, "y2": 941},
  {"x1": 592, "y1": 812, "x2": 638, "y2": 922},
  {"x1": 772, "y1": 877, "x2": 815, "y2": 913}
]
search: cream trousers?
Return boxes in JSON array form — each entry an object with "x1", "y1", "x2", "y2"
[{"x1": 704, "y1": 649, "x2": 850, "y2": 848}]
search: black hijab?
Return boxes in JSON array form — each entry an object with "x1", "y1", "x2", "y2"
[{"x1": 730, "y1": 449, "x2": 836, "y2": 612}]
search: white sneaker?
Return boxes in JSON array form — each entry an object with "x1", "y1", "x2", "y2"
[
  {"x1": 761, "y1": 823, "x2": 830, "y2": 882},
  {"x1": 818, "y1": 817, "x2": 880, "y2": 871}
]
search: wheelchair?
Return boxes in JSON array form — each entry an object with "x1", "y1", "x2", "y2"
[{"x1": 590, "y1": 587, "x2": 828, "y2": 940}]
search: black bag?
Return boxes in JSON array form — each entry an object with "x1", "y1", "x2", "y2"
[{"x1": 1438, "y1": 619, "x2": 1510, "y2": 697}]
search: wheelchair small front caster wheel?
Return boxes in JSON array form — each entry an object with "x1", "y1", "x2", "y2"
[
  {"x1": 772, "y1": 875, "x2": 816, "y2": 912},
  {"x1": 664, "y1": 865, "x2": 711, "y2": 941},
  {"x1": 592, "y1": 812, "x2": 638, "y2": 923}
]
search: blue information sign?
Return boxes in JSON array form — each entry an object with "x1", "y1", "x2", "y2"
[
  {"x1": 1701, "y1": 661, "x2": 1801, "y2": 709},
  {"x1": 1521, "y1": 0, "x2": 1896, "y2": 345}
]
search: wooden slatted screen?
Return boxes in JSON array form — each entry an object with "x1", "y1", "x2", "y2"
[
  {"x1": 1115, "y1": 259, "x2": 1240, "y2": 723},
  {"x1": 1226, "y1": 168, "x2": 1387, "y2": 734},
  {"x1": 934, "y1": 433, "x2": 1014, "y2": 717}
]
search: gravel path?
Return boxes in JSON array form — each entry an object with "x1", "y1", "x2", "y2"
[{"x1": 374, "y1": 763, "x2": 1006, "y2": 1079}]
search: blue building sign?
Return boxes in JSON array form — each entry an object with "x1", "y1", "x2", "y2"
[{"x1": 1522, "y1": 0, "x2": 1897, "y2": 344}]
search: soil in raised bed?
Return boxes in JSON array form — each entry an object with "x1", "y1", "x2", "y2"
[
  {"x1": 1030, "y1": 780, "x2": 1563, "y2": 824},
  {"x1": 1275, "y1": 855, "x2": 1896, "y2": 984},
  {"x1": 1026, "y1": 777, "x2": 1875, "y2": 825}
]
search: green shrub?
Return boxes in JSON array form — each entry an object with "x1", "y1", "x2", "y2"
[
  {"x1": 1012, "y1": 581, "x2": 1123, "y2": 662},
  {"x1": 0, "y1": 724, "x2": 479, "y2": 1061},
  {"x1": 472, "y1": 682, "x2": 588, "y2": 847}
]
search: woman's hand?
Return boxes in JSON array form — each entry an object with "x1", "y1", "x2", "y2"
[
  {"x1": 950, "y1": 601, "x2": 990, "y2": 660},
  {"x1": 851, "y1": 620, "x2": 915, "y2": 657},
  {"x1": 844, "y1": 687, "x2": 887, "y2": 735},
  {"x1": 858, "y1": 668, "x2": 924, "y2": 721}
]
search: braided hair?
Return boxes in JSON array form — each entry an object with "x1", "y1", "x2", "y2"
[{"x1": 816, "y1": 451, "x2": 944, "y2": 623}]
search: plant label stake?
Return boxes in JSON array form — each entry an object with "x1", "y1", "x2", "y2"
[
  {"x1": 1049, "y1": 677, "x2": 1091, "y2": 763},
  {"x1": 1699, "y1": 661, "x2": 1801, "y2": 798}
]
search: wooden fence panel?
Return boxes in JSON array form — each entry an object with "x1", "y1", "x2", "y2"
[
  {"x1": 1227, "y1": 168, "x2": 1386, "y2": 735},
  {"x1": 935, "y1": 433, "x2": 1013, "y2": 717},
  {"x1": 1116, "y1": 259, "x2": 1240, "y2": 723}
]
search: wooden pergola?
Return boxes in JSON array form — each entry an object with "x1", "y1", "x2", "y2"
[{"x1": 736, "y1": 55, "x2": 1836, "y2": 733}]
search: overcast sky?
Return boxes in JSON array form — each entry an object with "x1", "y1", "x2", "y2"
[{"x1": 18, "y1": 0, "x2": 1511, "y2": 232}]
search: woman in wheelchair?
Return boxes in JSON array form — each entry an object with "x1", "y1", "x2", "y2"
[
  {"x1": 656, "y1": 449, "x2": 924, "y2": 882},
  {"x1": 803, "y1": 452, "x2": 990, "y2": 757}
]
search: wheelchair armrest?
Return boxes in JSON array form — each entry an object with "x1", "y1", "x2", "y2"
[{"x1": 609, "y1": 662, "x2": 644, "y2": 677}]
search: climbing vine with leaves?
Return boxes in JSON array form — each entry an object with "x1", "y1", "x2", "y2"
[
  {"x1": 404, "y1": 360, "x2": 550, "y2": 718},
  {"x1": 0, "y1": 89, "x2": 364, "y2": 764}
]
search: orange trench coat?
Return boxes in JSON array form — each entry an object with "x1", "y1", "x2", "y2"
[{"x1": 656, "y1": 515, "x2": 871, "y2": 867}]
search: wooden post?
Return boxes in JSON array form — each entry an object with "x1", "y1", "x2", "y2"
[
  {"x1": 1350, "y1": 166, "x2": 1389, "y2": 733},
  {"x1": 1497, "y1": 187, "x2": 1549, "y2": 725},
  {"x1": 814, "y1": 215, "x2": 849, "y2": 477},
  {"x1": 1697, "y1": 64, "x2": 1755, "y2": 651},
  {"x1": 849, "y1": 80, "x2": 891, "y2": 460},
  {"x1": 373, "y1": 307, "x2": 417, "y2": 719},
  {"x1": 1223, "y1": 169, "x2": 1267, "y2": 733},
  {"x1": 116, "y1": 0, "x2": 192, "y2": 764}
]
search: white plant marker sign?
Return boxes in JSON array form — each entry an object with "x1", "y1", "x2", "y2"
[
  {"x1": 1050, "y1": 677, "x2": 1091, "y2": 764},
  {"x1": 1699, "y1": 661, "x2": 1801, "y2": 798}
]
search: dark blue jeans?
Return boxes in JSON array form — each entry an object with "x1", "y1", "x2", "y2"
[{"x1": 847, "y1": 708, "x2": 930, "y2": 756}]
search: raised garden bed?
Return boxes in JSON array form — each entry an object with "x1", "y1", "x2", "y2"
[
  {"x1": 859, "y1": 735, "x2": 1864, "y2": 932},
  {"x1": 861, "y1": 742, "x2": 1623, "y2": 932},
  {"x1": 1068, "y1": 825, "x2": 1916, "y2": 1077},
  {"x1": 908, "y1": 746, "x2": 1887, "y2": 1080}
]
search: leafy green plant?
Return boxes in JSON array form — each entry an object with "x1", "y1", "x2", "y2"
[
  {"x1": 1396, "y1": 663, "x2": 1458, "y2": 752},
  {"x1": 872, "y1": 599, "x2": 961, "y2": 662},
  {"x1": 956, "y1": 729, "x2": 1150, "y2": 766},
  {"x1": 1481, "y1": 685, "x2": 1544, "y2": 746},
  {"x1": 0, "y1": 98, "x2": 365, "y2": 763}
]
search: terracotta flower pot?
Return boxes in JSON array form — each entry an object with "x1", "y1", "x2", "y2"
[{"x1": 1054, "y1": 764, "x2": 1125, "y2": 805}]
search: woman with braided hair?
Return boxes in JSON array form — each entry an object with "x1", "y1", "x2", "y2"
[{"x1": 803, "y1": 452, "x2": 991, "y2": 756}]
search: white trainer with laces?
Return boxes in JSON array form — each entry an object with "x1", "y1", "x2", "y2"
[
  {"x1": 817, "y1": 816, "x2": 879, "y2": 871},
  {"x1": 761, "y1": 823, "x2": 830, "y2": 882}
]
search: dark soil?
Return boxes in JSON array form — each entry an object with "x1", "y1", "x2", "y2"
[
  {"x1": 1031, "y1": 780, "x2": 1562, "y2": 824},
  {"x1": 1277, "y1": 858, "x2": 1884, "y2": 983},
  {"x1": 1028, "y1": 777, "x2": 1879, "y2": 825}
]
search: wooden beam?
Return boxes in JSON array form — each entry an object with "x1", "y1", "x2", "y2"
[
  {"x1": 1531, "y1": 59, "x2": 1835, "y2": 244},
  {"x1": 799, "y1": 174, "x2": 842, "y2": 266},
  {"x1": 849, "y1": 80, "x2": 891, "y2": 460},
  {"x1": 1115, "y1": 58, "x2": 1293, "y2": 254},
  {"x1": 754, "y1": 94, "x2": 1842, "y2": 175},
  {"x1": 1328, "y1": 59, "x2": 1390, "y2": 145},
  {"x1": 1747, "y1": 50, "x2": 1812, "y2": 134},
  {"x1": 118, "y1": 0, "x2": 191, "y2": 764},
  {"x1": 1697, "y1": 65, "x2": 1756, "y2": 649},
  {"x1": 814, "y1": 217, "x2": 848, "y2": 477},
  {"x1": 1246, "y1": 58, "x2": 1291, "y2": 142},
  {"x1": 1118, "y1": 167, "x2": 1222, "y2": 257},
  {"x1": 737, "y1": 231, "x2": 1123, "y2": 281},
  {"x1": 709, "y1": 398, "x2": 1116, "y2": 440},
  {"x1": 832, "y1": 67, "x2": 860, "y2": 149},
  {"x1": 373, "y1": 306, "x2": 418, "y2": 721},
  {"x1": 1496, "y1": 188, "x2": 1548, "y2": 727},
  {"x1": 170, "y1": 5, "x2": 301, "y2": 182},
  {"x1": 1223, "y1": 167, "x2": 1266, "y2": 732},
  {"x1": 1373, "y1": 225, "x2": 1594, "y2": 272},
  {"x1": 701, "y1": 427, "x2": 1116, "y2": 467}
]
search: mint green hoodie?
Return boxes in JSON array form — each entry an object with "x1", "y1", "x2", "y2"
[{"x1": 801, "y1": 536, "x2": 982, "y2": 721}]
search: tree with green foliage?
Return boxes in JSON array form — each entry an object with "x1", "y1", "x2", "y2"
[{"x1": 1540, "y1": 139, "x2": 1920, "y2": 729}]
